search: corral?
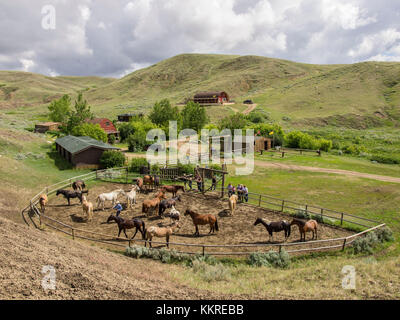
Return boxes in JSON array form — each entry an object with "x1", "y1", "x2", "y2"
[{"x1": 22, "y1": 169, "x2": 385, "y2": 257}]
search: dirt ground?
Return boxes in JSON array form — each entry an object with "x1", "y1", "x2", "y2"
[
  {"x1": 0, "y1": 216, "x2": 256, "y2": 300},
  {"x1": 44, "y1": 182, "x2": 353, "y2": 255}
]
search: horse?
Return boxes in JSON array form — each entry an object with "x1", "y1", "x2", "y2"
[
  {"x1": 184, "y1": 209, "x2": 219, "y2": 236},
  {"x1": 158, "y1": 195, "x2": 182, "y2": 216},
  {"x1": 56, "y1": 189, "x2": 88, "y2": 206},
  {"x1": 136, "y1": 178, "x2": 144, "y2": 191},
  {"x1": 228, "y1": 194, "x2": 238, "y2": 216},
  {"x1": 290, "y1": 218, "x2": 318, "y2": 242},
  {"x1": 160, "y1": 185, "x2": 185, "y2": 197},
  {"x1": 72, "y1": 180, "x2": 86, "y2": 191},
  {"x1": 145, "y1": 221, "x2": 181, "y2": 248},
  {"x1": 254, "y1": 218, "x2": 291, "y2": 242},
  {"x1": 39, "y1": 194, "x2": 48, "y2": 214},
  {"x1": 142, "y1": 191, "x2": 166, "y2": 216},
  {"x1": 96, "y1": 189, "x2": 126, "y2": 211},
  {"x1": 143, "y1": 175, "x2": 155, "y2": 192},
  {"x1": 107, "y1": 215, "x2": 146, "y2": 239},
  {"x1": 165, "y1": 206, "x2": 181, "y2": 221},
  {"x1": 125, "y1": 185, "x2": 140, "y2": 208},
  {"x1": 82, "y1": 195, "x2": 94, "y2": 221}
]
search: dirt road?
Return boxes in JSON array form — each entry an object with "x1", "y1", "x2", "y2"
[{"x1": 254, "y1": 160, "x2": 400, "y2": 184}]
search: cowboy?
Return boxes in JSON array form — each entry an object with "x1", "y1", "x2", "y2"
[
  {"x1": 113, "y1": 201, "x2": 123, "y2": 217},
  {"x1": 243, "y1": 185, "x2": 249, "y2": 202},
  {"x1": 211, "y1": 174, "x2": 217, "y2": 191}
]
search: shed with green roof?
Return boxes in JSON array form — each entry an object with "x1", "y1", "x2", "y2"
[{"x1": 55, "y1": 135, "x2": 121, "y2": 168}]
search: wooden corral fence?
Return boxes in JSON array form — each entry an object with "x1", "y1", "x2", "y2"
[
  {"x1": 21, "y1": 167, "x2": 386, "y2": 257},
  {"x1": 265, "y1": 147, "x2": 321, "y2": 157},
  {"x1": 158, "y1": 166, "x2": 181, "y2": 180}
]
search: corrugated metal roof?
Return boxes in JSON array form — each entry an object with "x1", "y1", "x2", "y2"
[{"x1": 55, "y1": 135, "x2": 119, "y2": 154}]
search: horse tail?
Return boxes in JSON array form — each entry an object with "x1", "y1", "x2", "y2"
[
  {"x1": 215, "y1": 218, "x2": 219, "y2": 231},
  {"x1": 141, "y1": 221, "x2": 146, "y2": 239}
]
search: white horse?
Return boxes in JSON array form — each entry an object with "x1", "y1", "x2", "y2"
[
  {"x1": 168, "y1": 206, "x2": 181, "y2": 221},
  {"x1": 126, "y1": 185, "x2": 140, "y2": 208},
  {"x1": 96, "y1": 189, "x2": 126, "y2": 211}
]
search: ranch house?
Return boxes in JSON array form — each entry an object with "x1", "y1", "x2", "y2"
[
  {"x1": 55, "y1": 135, "x2": 120, "y2": 169},
  {"x1": 193, "y1": 91, "x2": 230, "y2": 105},
  {"x1": 117, "y1": 113, "x2": 136, "y2": 122},
  {"x1": 87, "y1": 118, "x2": 119, "y2": 141}
]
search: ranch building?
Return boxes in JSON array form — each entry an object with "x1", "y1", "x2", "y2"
[
  {"x1": 254, "y1": 136, "x2": 272, "y2": 153},
  {"x1": 193, "y1": 91, "x2": 230, "y2": 105},
  {"x1": 117, "y1": 113, "x2": 136, "y2": 122},
  {"x1": 55, "y1": 135, "x2": 120, "y2": 169},
  {"x1": 34, "y1": 122, "x2": 61, "y2": 133},
  {"x1": 209, "y1": 135, "x2": 272, "y2": 154},
  {"x1": 87, "y1": 118, "x2": 119, "y2": 141}
]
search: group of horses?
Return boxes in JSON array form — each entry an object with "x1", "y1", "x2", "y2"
[{"x1": 39, "y1": 176, "x2": 319, "y2": 249}]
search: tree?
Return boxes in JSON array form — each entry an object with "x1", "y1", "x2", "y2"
[
  {"x1": 71, "y1": 123, "x2": 108, "y2": 142},
  {"x1": 66, "y1": 93, "x2": 94, "y2": 133},
  {"x1": 99, "y1": 151, "x2": 126, "y2": 168},
  {"x1": 218, "y1": 113, "x2": 249, "y2": 131},
  {"x1": 149, "y1": 99, "x2": 180, "y2": 127},
  {"x1": 180, "y1": 101, "x2": 208, "y2": 132},
  {"x1": 48, "y1": 94, "x2": 71, "y2": 123}
]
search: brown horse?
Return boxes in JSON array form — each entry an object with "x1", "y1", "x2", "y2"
[
  {"x1": 254, "y1": 218, "x2": 291, "y2": 242},
  {"x1": 39, "y1": 194, "x2": 48, "y2": 214},
  {"x1": 159, "y1": 195, "x2": 182, "y2": 216},
  {"x1": 290, "y1": 218, "x2": 318, "y2": 242},
  {"x1": 142, "y1": 191, "x2": 166, "y2": 216},
  {"x1": 72, "y1": 180, "x2": 86, "y2": 191},
  {"x1": 107, "y1": 215, "x2": 146, "y2": 239},
  {"x1": 136, "y1": 178, "x2": 144, "y2": 191},
  {"x1": 145, "y1": 221, "x2": 181, "y2": 248},
  {"x1": 143, "y1": 175, "x2": 155, "y2": 192},
  {"x1": 184, "y1": 209, "x2": 219, "y2": 236},
  {"x1": 161, "y1": 185, "x2": 185, "y2": 197}
]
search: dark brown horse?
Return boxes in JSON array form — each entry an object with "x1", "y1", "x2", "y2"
[
  {"x1": 56, "y1": 189, "x2": 88, "y2": 206},
  {"x1": 161, "y1": 185, "x2": 185, "y2": 197},
  {"x1": 107, "y1": 215, "x2": 146, "y2": 239},
  {"x1": 290, "y1": 218, "x2": 318, "y2": 242},
  {"x1": 254, "y1": 218, "x2": 291, "y2": 242},
  {"x1": 184, "y1": 209, "x2": 219, "y2": 236},
  {"x1": 158, "y1": 195, "x2": 182, "y2": 216},
  {"x1": 72, "y1": 180, "x2": 86, "y2": 191}
]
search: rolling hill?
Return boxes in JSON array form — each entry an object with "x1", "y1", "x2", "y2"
[{"x1": 1, "y1": 53, "x2": 400, "y2": 128}]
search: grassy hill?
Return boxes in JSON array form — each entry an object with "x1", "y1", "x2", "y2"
[{"x1": 1, "y1": 53, "x2": 400, "y2": 128}]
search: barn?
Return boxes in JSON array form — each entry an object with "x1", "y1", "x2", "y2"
[
  {"x1": 34, "y1": 122, "x2": 61, "y2": 133},
  {"x1": 254, "y1": 136, "x2": 272, "y2": 153},
  {"x1": 117, "y1": 113, "x2": 136, "y2": 122},
  {"x1": 55, "y1": 135, "x2": 120, "y2": 169},
  {"x1": 193, "y1": 92, "x2": 230, "y2": 105},
  {"x1": 87, "y1": 118, "x2": 119, "y2": 141}
]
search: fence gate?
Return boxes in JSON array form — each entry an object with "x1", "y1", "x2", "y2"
[{"x1": 159, "y1": 167, "x2": 181, "y2": 180}]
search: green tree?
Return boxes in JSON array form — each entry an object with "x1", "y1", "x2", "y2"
[
  {"x1": 99, "y1": 151, "x2": 126, "y2": 168},
  {"x1": 180, "y1": 101, "x2": 208, "y2": 132},
  {"x1": 218, "y1": 113, "x2": 249, "y2": 131},
  {"x1": 71, "y1": 123, "x2": 108, "y2": 142},
  {"x1": 66, "y1": 93, "x2": 94, "y2": 133},
  {"x1": 48, "y1": 94, "x2": 71, "y2": 123},
  {"x1": 149, "y1": 99, "x2": 180, "y2": 127}
]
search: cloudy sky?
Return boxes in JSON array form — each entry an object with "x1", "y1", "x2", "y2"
[{"x1": 0, "y1": 0, "x2": 399, "y2": 78}]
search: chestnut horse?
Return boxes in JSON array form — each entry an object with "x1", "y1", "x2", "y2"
[
  {"x1": 72, "y1": 180, "x2": 86, "y2": 191},
  {"x1": 136, "y1": 178, "x2": 143, "y2": 191},
  {"x1": 161, "y1": 185, "x2": 185, "y2": 197},
  {"x1": 184, "y1": 209, "x2": 219, "y2": 236},
  {"x1": 142, "y1": 191, "x2": 166, "y2": 216},
  {"x1": 39, "y1": 194, "x2": 48, "y2": 214},
  {"x1": 290, "y1": 218, "x2": 318, "y2": 242}
]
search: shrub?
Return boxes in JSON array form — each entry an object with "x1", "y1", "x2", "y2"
[
  {"x1": 192, "y1": 261, "x2": 231, "y2": 282},
  {"x1": 369, "y1": 154, "x2": 400, "y2": 165},
  {"x1": 318, "y1": 139, "x2": 333, "y2": 152},
  {"x1": 247, "y1": 250, "x2": 290, "y2": 268},
  {"x1": 127, "y1": 131, "x2": 148, "y2": 152},
  {"x1": 99, "y1": 151, "x2": 126, "y2": 169},
  {"x1": 108, "y1": 134, "x2": 116, "y2": 145},
  {"x1": 129, "y1": 158, "x2": 149, "y2": 173},
  {"x1": 177, "y1": 163, "x2": 196, "y2": 175},
  {"x1": 294, "y1": 208, "x2": 310, "y2": 220},
  {"x1": 71, "y1": 123, "x2": 108, "y2": 143},
  {"x1": 351, "y1": 227, "x2": 394, "y2": 254}
]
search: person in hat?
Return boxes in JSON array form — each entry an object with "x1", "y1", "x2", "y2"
[{"x1": 113, "y1": 201, "x2": 123, "y2": 217}]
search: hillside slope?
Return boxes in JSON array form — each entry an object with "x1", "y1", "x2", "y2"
[
  {"x1": 0, "y1": 216, "x2": 250, "y2": 300},
  {"x1": 1, "y1": 54, "x2": 400, "y2": 128}
]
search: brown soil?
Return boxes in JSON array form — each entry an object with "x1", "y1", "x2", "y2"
[
  {"x1": 44, "y1": 183, "x2": 353, "y2": 255},
  {"x1": 0, "y1": 216, "x2": 256, "y2": 300}
]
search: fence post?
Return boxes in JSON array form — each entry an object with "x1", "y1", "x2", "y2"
[
  {"x1": 320, "y1": 208, "x2": 324, "y2": 220},
  {"x1": 258, "y1": 195, "x2": 261, "y2": 207},
  {"x1": 305, "y1": 205, "x2": 308, "y2": 216},
  {"x1": 125, "y1": 168, "x2": 128, "y2": 184},
  {"x1": 340, "y1": 213, "x2": 344, "y2": 225},
  {"x1": 202, "y1": 246, "x2": 205, "y2": 256},
  {"x1": 281, "y1": 200, "x2": 285, "y2": 212},
  {"x1": 72, "y1": 228, "x2": 75, "y2": 240},
  {"x1": 342, "y1": 238, "x2": 347, "y2": 251},
  {"x1": 279, "y1": 245, "x2": 282, "y2": 253}
]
